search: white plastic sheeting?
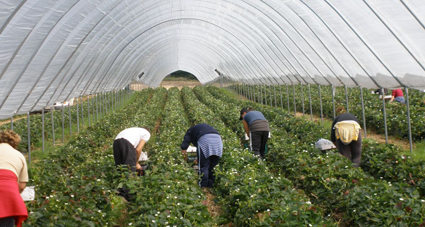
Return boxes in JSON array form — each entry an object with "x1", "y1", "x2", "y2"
[{"x1": 0, "y1": 0, "x2": 424, "y2": 119}]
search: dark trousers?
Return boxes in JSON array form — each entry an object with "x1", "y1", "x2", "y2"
[
  {"x1": 336, "y1": 131, "x2": 362, "y2": 167},
  {"x1": 198, "y1": 149, "x2": 220, "y2": 188},
  {"x1": 113, "y1": 139, "x2": 137, "y2": 172},
  {"x1": 0, "y1": 217, "x2": 14, "y2": 227},
  {"x1": 251, "y1": 131, "x2": 269, "y2": 158},
  {"x1": 113, "y1": 139, "x2": 137, "y2": 201}
]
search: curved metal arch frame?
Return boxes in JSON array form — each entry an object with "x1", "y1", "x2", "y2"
[
  {"x1": 113, "y1": 30, "x2": 250, "y2": 87},
  {"x1": 106, "y1": 23, "x2": 270, "y2": 87}
]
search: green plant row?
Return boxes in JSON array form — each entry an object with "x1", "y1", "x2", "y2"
[
  {"x1": 227, "y1": 85, "x2": 425, "y2": 196},
  {"x1": 235, "y1": 84, "x2": 425, "y2": 141},
  {"x1": 24, "y1": 89, "x2": 153, "y2": 226},
  {"x1": 183, "y1": 87, "x2": 335, "y2": 226},
  {"x1": 0, "y1": 90, "x2": 127, "y2": 153},
  {"x1": 234, "y1": 85, "x2": 425, "y2": 198},
  {"x1": 207, "y1": 86, "x2": 425, "y2": 226},
  {"x1": 121, "y1": 87, "x2": 216, "y2": 226}
]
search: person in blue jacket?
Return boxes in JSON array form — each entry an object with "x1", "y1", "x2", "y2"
[
  {"x1": 181, "y1": 124, "x2": 223, "y2": 188},
  {"x1": 240, "y1": 108, "x2": 270, "y2": 158}
]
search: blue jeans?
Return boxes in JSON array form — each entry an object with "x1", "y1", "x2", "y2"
[{"x1": 394, "y1": 96, "x2": 405, "y2": 104}]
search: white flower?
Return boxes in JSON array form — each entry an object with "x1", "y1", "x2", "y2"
[
  {"x1": 306, "y1": 201, "x2": 311, "y2": 205},
  {"x1": 399, "y1": 198, "x2": 404, "y2": 201},
  {"x1": 129, "y1": 223, "x2": 132, "y2": 226},
  {"x1": 152, "y1": 220, "x2": 155, "y2": 223}
]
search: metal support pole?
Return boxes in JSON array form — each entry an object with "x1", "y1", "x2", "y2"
[
  {"x1": 27, "y1": 112, "x2": 31, "y2": 163},
  {"x1": 301, "y1": 84, "x2": 305, "y2": 116},
  {"x1": 88, "y1": 95, "x2": 91, "y2": 126},
  {"x1": 51, "y1": 107, "x2": 55, "y2": 146},
  {"x1": 264, "y1": 85, "x2": 268, "y2": 106},
  {"x1": 269, "y1": 85, "x2": 273, "y2": 107},
  {"x1": 109, "y1": 92, "x2": 112, "y2": 113},
  {"x1": 286, "y1": 84, "x2": 290, "y2": 112},
  {"x1": 249, "y1": 85, "x2": 252, "y2": 101},
  {"x1": 274, "y1": 85, "x2": 277, "y2": 108},
  {"x1": 381, "y1": 88, "x2": 389, "y2": 144},
  {"x1": 81, "y1": 97, "x2": 85, "y2": 126},
  {"x1": 360, "y1": 87, "x2": 367, "y2": 138},
  {"x1": 10, "y1": 116, "x2": 13, "y2": 130},
  {"x1": 279, "y1": 85, "x2": 283, "y2": 110},
  {"x1": 308, "y1": 84, "x2": 313, "y2": 120},
  {"x1": 42, "y1": 108, "x2": 45, "y2": 152},
  {"x1": 259, "y1": 84, "x2": 263, "y2": 105},
  {"x1": 345, "y1": 85, "x2": 350, "y2": 113},
  {"x1": 254, "y1": 85, "x2": 257, "y2": 103},
  {"x1": 93, "y1": 94, "x2": 96, "y2": 122},
  {"x1": 292, "y1": 83, "x2": 297, "y2": 115},
  {"x1": 61, "y1": 103, "x2": 64, "y2": 143},
  {"x1": 100, "y1": 93, "x2": 102, "y2": 117},
  {"x1": 96, "y1": 94, "x2": 99, "y2": 121},
  {"x1": 319, "y1": 85, "x2": 324, "y2": 124},
  {"x1": 68, "y1": 104, "x2": 72, "y2": 137},
  {"x1": 332, "y1": 85, "x2": 336, "y2": 119},
  {"x1": 405, "y1": 87, "x2": 413, "y2": 153},
  {"x1": 77, "y1": 97, "x2": 80, "y2": 133}
]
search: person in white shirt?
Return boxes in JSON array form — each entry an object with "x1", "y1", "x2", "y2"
[
  {"x1": 113, "y1": 127, "x2": 150, "y2": 201},
  {"x1": 113, "y1": 127, "x2": 151, "y2": 172}
]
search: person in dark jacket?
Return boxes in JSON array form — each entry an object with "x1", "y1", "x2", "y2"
[
  {"x1": 240, "y1": 108, "x2": 270, "y2": 159},
  {"x1": 331, "y1": 113, "x2": 362, "y2": 167},
  {"x1": 181, "y1": 124, "x2": 223, "y2": 188}
]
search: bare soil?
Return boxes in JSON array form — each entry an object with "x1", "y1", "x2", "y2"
[
  {"x1": 202, "y1": 188, "x2": 234, "y2": 227},
  {"x1": 203, "y1": 188, "x2": 221, "y2": 217},
  {"x1": 159, "y1": 80, "x2": 202, "y2": 90},
  {"x1": 0, "y1": 116, "x2": 27, "y2": 127}
]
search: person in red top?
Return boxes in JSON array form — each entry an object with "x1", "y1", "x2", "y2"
[
  {"x1": 390, "y1": 89, "x2": 405, "y2": 104},
  {"x1": 0, "y1": 130, "x2": 28, "y2": 227}
]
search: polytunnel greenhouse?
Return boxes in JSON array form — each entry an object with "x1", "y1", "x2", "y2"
[{"x1": 1, "y1": 0, "x2": 425, "y2": 226}]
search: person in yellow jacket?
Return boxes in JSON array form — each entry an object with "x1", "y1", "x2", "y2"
[{"x1": 331, "y1": 113, "x2": 362, "y2": 167}]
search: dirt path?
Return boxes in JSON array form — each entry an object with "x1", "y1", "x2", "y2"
[
  {"x1": 160, "y1": 80, "x2": 202, "y2": 90},
  {"x1": 0, "y1": 116, "x2": 27, "y2": 127}
]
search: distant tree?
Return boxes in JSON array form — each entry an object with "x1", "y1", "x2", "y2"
[{"x1": 166, "y1": 70, "x2": 197, "y2": 80}]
